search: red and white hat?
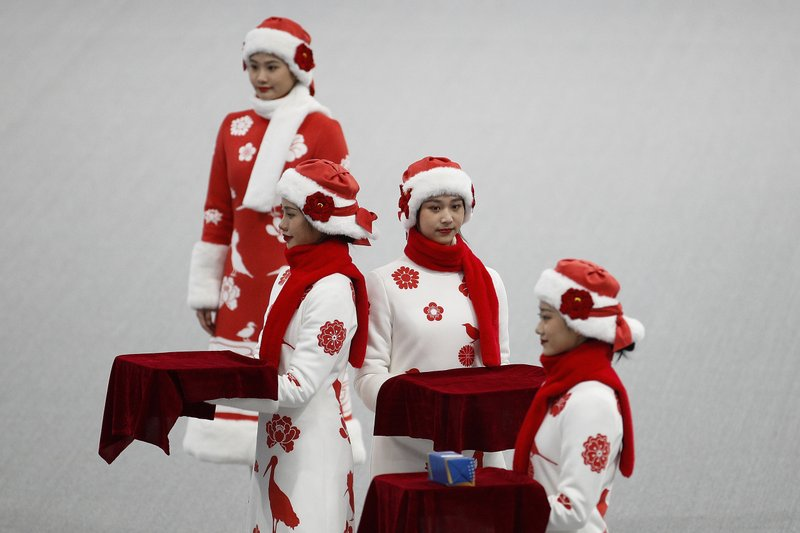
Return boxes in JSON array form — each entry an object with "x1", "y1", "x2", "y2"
[
  {"x1": 397, "y1": 156, "x2": 475, "y2": 229},
  {"x1": 277, "y1": 159, "x2": 377, "y2": 243},
  {"x1": 534, "y1": 259, "x2": 645, "y2": 352},
  {"x1": 243, "y1": 17, "x2": 315, "y2": 89}
]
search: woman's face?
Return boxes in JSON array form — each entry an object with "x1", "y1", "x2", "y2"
[
  {"x1": 279, "y1": 200, "x2": 323, "y2": 248},
  {"x1": 416, "y1": 195, "x2": 465, "y2": 245},
  {"x1": 535, "y1": 301, "x2": 586, "y2": 356},
  {"x1": 247, "y1": 52, "x2": 296, "y2": 100}
]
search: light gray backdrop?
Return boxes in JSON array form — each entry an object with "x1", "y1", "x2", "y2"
[{"x1": 1, "y1": 1, "x2": 798, "y2": 532}]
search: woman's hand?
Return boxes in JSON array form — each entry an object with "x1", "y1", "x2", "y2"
[{"x1": 196, "y1": 309, "x2": 216, "y2": 336}]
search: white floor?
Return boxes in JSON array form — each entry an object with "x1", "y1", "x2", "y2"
[{"x1": 1, "y1": 1, "x2": 799, "y2": 531}]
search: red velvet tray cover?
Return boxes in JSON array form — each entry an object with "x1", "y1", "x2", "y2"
[
  {"x1": 374, "y1": 364, "x2": 545, "y2": 452},
  {"x1": 99, "y1": 350, "x2": 277, "y2": 464}
]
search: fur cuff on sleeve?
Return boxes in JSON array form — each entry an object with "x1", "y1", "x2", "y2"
[{"x1": 187, "y1": 241, "x2": 229, "y2": 309}]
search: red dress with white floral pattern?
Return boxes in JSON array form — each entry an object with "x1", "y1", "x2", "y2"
[{"x1": 183, "y1": 110, "x2": 350, "y2": 466}]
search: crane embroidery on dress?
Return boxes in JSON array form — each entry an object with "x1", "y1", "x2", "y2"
[
  {"x1": 231, "y1": 230, "x2": 254, "y2": 277},
  {"x1": 263, "y1": 455, "x2": 300, "y2": 532}
]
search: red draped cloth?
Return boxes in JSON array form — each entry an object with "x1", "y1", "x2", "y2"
[
  {"x1": 374, "y1": 364, "x2": 545, "y2": 452},
  {"x1": 358, "y1": 467, "x2": 550, "y2": 533},
  {"x1": 99, "y1": 351, "x2": 277, "y2": 464}
]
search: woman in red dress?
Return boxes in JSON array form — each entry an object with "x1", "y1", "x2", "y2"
[{"x1": 184, "y1": 17, "x2": 364, "y2": 465}]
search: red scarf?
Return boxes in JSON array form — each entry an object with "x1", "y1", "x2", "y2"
[
  {"x1": 403, "y1": 227, "x2": 501, "y2": 366},
  {"x1": 512, "y1": 340, "x2": 635, "y2": 477},
  {"x1": 258, "y1": 239, "x2": 369, "y2": 368}
]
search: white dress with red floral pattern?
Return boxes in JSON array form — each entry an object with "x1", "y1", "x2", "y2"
[
  {"x1": 354, "y1": 256, "x2": 511, "y2": 477},
  {"x1": 184, "y1": 109, "x2": 358, "y2": 465},
  {"x1": 528, "y1": 381, "x2": 623, "y2": 533},
  {"x1": 237, "y1": 269, "x2": 356, "y2": 533}
]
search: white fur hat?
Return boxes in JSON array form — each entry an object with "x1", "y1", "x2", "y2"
[
  {"x1": 397, "y1": 156, "x2": 475, "y2": 229},
  {"x1": 277, "y1": 159, "x2": 376, "y2": 244},
  {"x1": 534, "y1": 259, "x2": 645, "y2": 352},
  {"x1": 242, "y1": 17, "x2": 315, "y2": 89}
]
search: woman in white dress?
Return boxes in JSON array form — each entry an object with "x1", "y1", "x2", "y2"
[
  {"x1": 513, "y1": 258, "x2": 644, "y2": 532},
  {"x1": 355, "y1": 156, "x2": 511, "y2": 477}
]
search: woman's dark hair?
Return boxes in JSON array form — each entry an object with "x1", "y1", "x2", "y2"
[{"x1": 614, "y1": 343, "x2": 635, "y2": 361}]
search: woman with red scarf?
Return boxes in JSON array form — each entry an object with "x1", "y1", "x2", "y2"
[
  {"x1": 355, "y1": 156, "x2": 511, "y2": 477},
  {"x1": 212, "y1": 159, "x2": 376, "y2": 532},
  {"x1": 512, "y1": 259, "x2": 644, "y2": 532},
  {"x1": 184, "y1": 16, "x2": 365, "y2": 466}
]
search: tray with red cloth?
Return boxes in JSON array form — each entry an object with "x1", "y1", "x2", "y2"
[
  {"x1": 358, "y1": 467, "x2": 550, "y2": 533},
  {"x1": 98, "y1": 350, "x2": 277, "y2": 464},
  {"x1": 374, "y1": 364, "x2": 545, "y2": 452}
]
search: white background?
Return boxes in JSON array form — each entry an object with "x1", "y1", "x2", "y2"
[{"x1": 1, "y1": 1, "x2": 798, "y2": 531}]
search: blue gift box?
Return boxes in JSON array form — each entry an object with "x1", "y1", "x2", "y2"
[{"x1": 427, "y1": 451, "x2": 477, "y2": 487}]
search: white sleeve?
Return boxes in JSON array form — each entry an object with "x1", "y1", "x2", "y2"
[
  {"x1": 489, "y1": 269, "x2": 511, "y2": 365},
  {"x1": 354, "y1": 270, "x2": 395, "y2": 412},
  {"x1": 187, "y1": 241, "x2": 229, "y2": 309},
  {"x1": 277, "y1": 275, "x2": 357, "y2": 408},
  {"x1": 547, "y1": 385, "x2": 623, "y2": 530}
]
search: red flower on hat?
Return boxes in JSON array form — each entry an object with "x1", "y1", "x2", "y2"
[
  {"x1": 560, "y1": 288, "x2": 594, "y2": 320},
  {"x1": 470, "y1": 184, "x2": 476, "y2": 208},
  {"x1": 317, "y1": 320, "x2": 347, "y2": 355},
  {"x1": 398, "y1": 185, "x2": 412, "y2": 220},
  {"x1": 582, "y1": 434, "x2": 611, "y2": 473},
  {"x1": 303, "y1": 191, "x2": 335, "y2": 222},
  {"x1": 294, "y1": 43, "x2": 314, "y2": 71}
]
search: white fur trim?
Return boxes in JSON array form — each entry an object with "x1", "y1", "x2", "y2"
[
  {"x1": 345, "y1": 417, "x2": 366, "y2": 465},
  {"x1": 241, "y1": 85, "x2": 329, "y2": 212},
  {"x1": 277, "y1": 168, "x2": 375, "y2": 241},
  {"x1": 182, "y1": 409, "x2": 256, "y2": 465},
  {"x1": 401, "y1": 167, "x2": 474, "y2": 229},
  {"x1": 534, "y1": 269, "x2": 645, "y2": 347},
  {"x1": 243, "y1": 27, "x2": 313, "y2": 87},
  {"x1": 187, "y1": 241, "x2": 229, "y2": 309}
]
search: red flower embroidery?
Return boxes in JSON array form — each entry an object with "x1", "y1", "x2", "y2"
[
  {"x1": 424, "y1": 302, "x2": 444, "y2": 321},
  {"x1": 266, "y1": 414, "x2": 301, "y2": 453},
  {"x1": 470, "y1": 184, "x2": 476, "y2": 208},
  {"x1": 254, "y1": 460, "x2": 259, "y2": 473},
  {"x1": 398, "y1": 185, "x2": 412, "y2": 220},
  {"x1": 294, "y1": 43, "x2": 315, "y2": 71},
  {"x1": 582, "y1": 434, "x2": 611, "y2": 473},
  {"x1": 550, "y1": 392, "x2": 571, "y2": 416},
  {"x1": 277, "y1": 269, "x2": 291, "y2": 286},
  {"x1": 557, "y1": 493, "x2": 572, "y2": 510},
  {"x1": 560, "y1": 288, "x2": 594, "y2": 320},
  {"x1": 458, "y1": 277, "x2": 469, "y2": 297},
  {"x1": 317, "y1": 320, "x2": 347, "y2": 355},
  {"x1": 303, "y1": 191, "x2": 335, "y2": 222},
  {"x1": 392, "y1": 266, "x2": 420, "y2": 289},
  {"x1": 458, "y1": 345, "x2": 475, "y2": 367}
]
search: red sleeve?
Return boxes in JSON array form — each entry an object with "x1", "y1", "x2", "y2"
[
  {"x1": 304, "y1": 113, "x2": 350, "y2": 167},
  {"x1": 199, "y1": 116, "x2": 234, "y2": 245}
]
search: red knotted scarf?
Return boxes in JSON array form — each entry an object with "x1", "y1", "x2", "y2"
[
  {"x1": 258, "y1": 239, "x2": 369, "y2": 368},
  {"x1": 403, "y1": 227, "x2": 501, "y2": 366},
  {"x1": 512, "y1": 339, "x2": 635, "y2": 477}
]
